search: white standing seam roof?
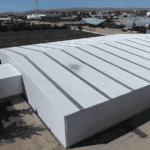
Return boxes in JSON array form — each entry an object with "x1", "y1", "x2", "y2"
[
  {"x1": 1, "y1": 34, "x2": 150, "y2": 148},
  {"x1": 82, "y1": 18, "x2": 106, "y2": 25}
]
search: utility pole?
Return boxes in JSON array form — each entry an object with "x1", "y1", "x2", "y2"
[
  {"x1": 35, "y1": 0, "x2": 38, "y2": 21},
  {"x1": 35, "y1": 0, "x2": 38, "y2": 14}
]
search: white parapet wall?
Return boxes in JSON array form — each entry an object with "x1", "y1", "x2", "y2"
[
  {"x1": 0, "y1": 63, "x2": 23, "y2": 99},
  {"x1": 1, "y1": 34, "x2": 150, "y2": 148}
]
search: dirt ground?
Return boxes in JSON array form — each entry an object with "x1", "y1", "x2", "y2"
[
  {"x1": 79, "y1": 26, "x2": 138, "y2": 35},
  {"x1": 31, "y1": 21, "x2": 56, "y2": 26},
  {"x1": 1, "y1": 94, "x2": 150, "y2": 150},
  {"x1": 0, "y1": 29, "x2": 101, "y2": 49}
]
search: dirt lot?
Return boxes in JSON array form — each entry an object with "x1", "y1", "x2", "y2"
[
  {"x1": 1, "y1": 95, "x2": 150, "y2": 150},
  {"x1": 113, "y1": 19, "x2": 127, "y2": 22},
  {"x1": 31, "y1": 21, "x2": 56, "y2": 25},
  {"x1": 80, "y1": 26, "x2": 138, "y2": 35},
  {"x1": 0, "y1": 29, "x2": 101, "y2": 49}
]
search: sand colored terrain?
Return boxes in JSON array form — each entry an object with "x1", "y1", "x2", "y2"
[
  {"x1": 113, "y1": 19, "x2": 127, "y2": 22},
  {"x1": 79, "y1": 26, "x2": 138, "y2": 35},
  {"x1": 1, "y1": 95, "x2": 150, "y2": 150},
  {"x1": 31, "y1": 21, "x2": 56, "y2": 25}
]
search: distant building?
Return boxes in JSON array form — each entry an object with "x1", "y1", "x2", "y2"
[
  {"x1": 96, "y1": 11, "x2": 103, "y2": 18},
  {"x1": 59, "y1": 16, "x2": 82, "y2": 22},
  {"x1": 56, "y1": 21, "x2": 85, "y2": 27},
  {"x1": 110, "y1": 14, "x2": 116, "y2": 16},
  {"x1": 146, "y1": 24, "x2": 150, "y2": 34},
  {"x1": 0, "y1": 17, "x2": 11, "y2": 23},
  {"x1": 0, "y1": 17, "x2": 11, "y2": 21},
  {"x1": 114, "y1": 22, "x2": 126, "y2": 28},
  {"x1": 65, "y1": 14, "x2": 69, "y2": 17},
  {"x1": 118, "y1": 15, "x2": 123, "y2": 19},
  {"x1": 40, "y1": 14, "x2": 61, "y2": 22},
  {"x1": 91, "y1": 12, "x2": 103, "y2": 18},
  {"x1": 27, "y1": 14, "x2": 46, "y2": 20},
  {"x1": 103, "y1": 11, "x2": 108, "y2": 14},
  {"x1": 146, "y1": 12, "x2": 150, "y2": 17},
  {"x1": 123, "y1": 13, "x2": 128, "y2": 17},
  {"x1": 90, "y1": 14, "x2": 97, "y2": 18},
  {"x1": 102, "y1": 15, "x2": 114, "y2": 19},
  {"x1": 82, "y1": 17, "x2": 125, "y2": 29},
  {"x1": 88, "y1": 12, "x2": 92, "y2": 16},
  {"x1": 82, "y1": 18, "x2": 106, "y2": 26},
  {"x1": 71, "y1": 16, "x2": 82, "y2": 21},
  {"x1": 77, "y1": 11, "x2": 80, "y2": 15},
  {"x1": 57, "y1": 12, "x2": 62, "y2": 15}
]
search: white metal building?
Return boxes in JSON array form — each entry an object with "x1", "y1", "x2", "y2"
[{"x1": 1, "y1": 34, "x2": 150, "y2": 148}]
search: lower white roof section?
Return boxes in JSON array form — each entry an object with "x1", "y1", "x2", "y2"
[
  {"x1": 0, "y1": 63, "x2": 23, "y2": 99},
  {"x1": 1, "y1": 34, "x2": 150, "y2": 148},
  {"x1": 0, "y1": 63, "x2": 14, "y2": 69}
]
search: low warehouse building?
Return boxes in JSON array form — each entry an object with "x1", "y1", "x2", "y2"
[{"x1": 1, "y1": 34, "x2": 150, "y2": 148}]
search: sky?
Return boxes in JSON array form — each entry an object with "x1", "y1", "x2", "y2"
[{"x1": 0, "y1": 0, "x2": 150, "y2": 13}]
